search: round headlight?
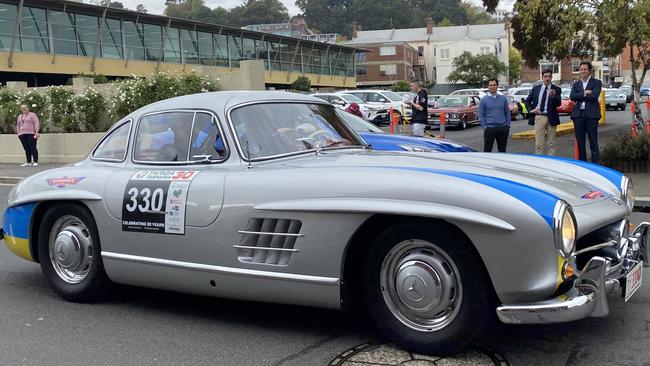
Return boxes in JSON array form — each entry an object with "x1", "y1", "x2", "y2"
[
  {"x1": 621, "y1": 176, "x2": 635, "y2": 211},
  {"x1": 554, "y1": 200, "x2": 577, "y2": 258}
]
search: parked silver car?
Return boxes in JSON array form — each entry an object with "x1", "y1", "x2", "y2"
[
  {"x1": 604, "y1": 88, "x2": 627, "y2": 110},
  {"x1": 310, "y1": 92, "x2": 388, "y2": 124},
  {"x1": 1, "y1": 91, "x2": 647, "y2": 355}
]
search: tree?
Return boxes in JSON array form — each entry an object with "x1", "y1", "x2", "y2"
[
  {"x1": 291, "y1": 76, "x2": 312, "y2": 92},
  {"x1": 239, "y1": 0, "x2": 290, "y2": 25},
  {"x1": 509, "y1": 47, "x2": 522, "y2": 83},
  {"x1": 460, "y1": 2, "x2": 497, "y2": 25},
  {"x1": 91, "y1": 0, "x2": 124, "y2": 8},
  {"x1": 295, "y1": 0, "x2": 352, "y2": 36},
  {"x1": 512, "y1": 0, "x2": 650, "y2": 101},
  {"x1": 438, "y1": 18, "x2": 453, "y2": 27},
  {"x1": 135, "y1": 4, "x2": 147, "y2": 13},
  {"x1": 446, "y1": 51, "x2": 508, "y2": 87},
  {"x1": 392, "y1": 80, "x2": 411, "y2": 92}
]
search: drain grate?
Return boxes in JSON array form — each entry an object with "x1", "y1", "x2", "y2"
[{"x1": 328, "y1": 341, "x2": 509, "y2": 366}]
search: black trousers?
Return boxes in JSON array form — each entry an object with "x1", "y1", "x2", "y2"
[
  {"x1": 18, "y1": 134, "x2": 38, "y2": 163},
  {"x1": 483, "y1": 126, "x2": 510, "y2": 153},
  {"x1": 571, "y1": 113, "x2": 600, "y2": 163}
]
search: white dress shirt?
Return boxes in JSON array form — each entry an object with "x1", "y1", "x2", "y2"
[{"x1": 580, "y1": 77, "x2": 590, "y2": 109}]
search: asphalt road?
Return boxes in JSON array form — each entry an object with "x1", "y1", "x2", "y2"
[
  {"x1": 1, "y1": 109, "x2": 649, "y2": 366},
  {"x1": 423, "y1": 109, "x2": 636, "y2": 158}
]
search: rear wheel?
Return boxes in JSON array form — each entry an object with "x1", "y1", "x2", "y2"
[
  {"x1": 458, "y1": 117, "x2": 467, "y2": 130},
  {"x1": 364, "y1": 223, "x2": 494, "y2": 355},
  {"x1": 38, "y1": 203, "x2": 111, "y2": 302}
]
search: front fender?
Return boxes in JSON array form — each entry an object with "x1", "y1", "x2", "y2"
[{"x1": 9, "y1": 189, "x2": 102, "y2": 208}]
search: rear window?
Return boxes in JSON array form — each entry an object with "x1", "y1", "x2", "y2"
[{"x1": 92, "y1": 121, "x2": 131, "y2": 161}]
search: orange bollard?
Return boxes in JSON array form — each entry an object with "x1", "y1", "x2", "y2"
[
  {"x1": 574, "y1": 138, "x2": 579, "y2": 160},
  {"x1": 646, "y1": 98, "x2": 650, "y2": 110},
  {"x1": 439, "y1": 112, "x2": 447, "y2": 139},
  {"x1": 388, "y1": 107, "x2": 394, "y2": 134},
  {"x1": 631, "y1": 101, "x2": 636, "y2": 113}
]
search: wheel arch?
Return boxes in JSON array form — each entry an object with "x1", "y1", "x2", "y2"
[
  {"x1": 340, "y1": 214, "x2": 499, "y2": 313},
  {"x1": 30, "y1": 200, "x2": 94, "y2": 263}
]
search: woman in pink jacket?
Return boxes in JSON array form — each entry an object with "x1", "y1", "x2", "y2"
[{"x1": 16, "y1": 104, "x2": 40, "y2": 167}]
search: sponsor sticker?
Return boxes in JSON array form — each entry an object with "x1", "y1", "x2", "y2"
[
  {"x1": 46, "y1": 176, "x2": 85, "y2": 188},
  {"x1": 581, "y1": 190, "x2": 606, "y2": 200},
  {"x1": 121, "y1": 170, "x2": 198, "y2": 235}
]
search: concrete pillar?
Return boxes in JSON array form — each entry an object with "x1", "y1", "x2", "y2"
[
  {"x1": 72, "y1": 77, "x2": 94, "y2": 93},
  {"x1": 6, "y1": 81, "x2": 28, "y2": 91},
  {"x1": 239, "y1": 60, "x2": 265, "y2": 91}
]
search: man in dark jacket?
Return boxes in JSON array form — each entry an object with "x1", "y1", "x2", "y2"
[
  {"x1": 525, "y1": 68, "x2": 562, "y2": 155},
  {"x1": 570, "y1": 61, "x2": 602, "y2": 163}
]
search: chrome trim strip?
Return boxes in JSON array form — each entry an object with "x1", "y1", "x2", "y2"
[
  {"x1": 238, "y1": 230, "x2": 304, "y2": 237},
  {"x1": 233, "y1": 245, "x2": 299, "y2": 252},
  {"x1": 101, "y1": 251, "x2": 338, "y2": 286}
]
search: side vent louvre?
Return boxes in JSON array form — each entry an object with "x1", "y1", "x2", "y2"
[{"x1": 235, "y1": 218, "x2": 302, "y2": 266}]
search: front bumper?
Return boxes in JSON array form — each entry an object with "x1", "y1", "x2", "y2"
[{"x1": 497, "y1": 222, "x2": 649, "y2": 324}]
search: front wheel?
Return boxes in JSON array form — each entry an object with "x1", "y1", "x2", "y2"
[
  {"x1": 364, "y1": 223, "x2": 494, "y2": 355},
  {"x1": 38, "y1": 203, "x2": 111, "y2": 302}
]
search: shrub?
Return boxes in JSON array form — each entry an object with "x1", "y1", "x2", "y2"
[
  {"x1": 112, "y1": 72, "x2": 219, "y2": 119},
  {"x1": 602, "y1": 132, "x2": 650, "y2": 161},
  {"x1": 70, "y1": 88, "x2": 109, "y2": 132},
  {"x1": 291, "y1": 76, "x2": 312, "y2": 92},
  {"x1": 46, "y1": 86, "x2": 74, "y2": 132},
  {"x1": 0, "y1": 88, "x2": 20, "y2": 133},
  {"x1": 391, "y1": 80, "x2": 411, "y2": 92}
]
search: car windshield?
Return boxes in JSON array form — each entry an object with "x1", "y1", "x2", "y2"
[
  {"x1": 436, "y1": 96, "x2": 468, "y2": 107},
  {"x1": 231, "y1": 103, "x2": 364, "y2": 160},
  {"x1": 336, "y1": 109, "x2": 383, "y2": 133},
  {"x1": 382, "y1": 91, "x2": 404, "y2": 102},
  {"x1": 605, "y1": 89, "x2": 620, "y2": 96},
  {"x1": 339, "y1": 94, "x2": 365, "y2": 103}
]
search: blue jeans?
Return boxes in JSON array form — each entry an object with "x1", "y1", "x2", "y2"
[{"x1": 572, "y1": 112, "x2": 599, "y2": 163}]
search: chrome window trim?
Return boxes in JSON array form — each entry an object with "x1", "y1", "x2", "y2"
[
  {"x1": 101, "y1": 251, "x2": 339, "y2": 286},
  {"x1": 131, "y1": 109, "x2": 230, "y2": 165},
  {"x1": 90, "y1": 119, "x2": 132, "y2": 163},
  {"x1": 226, "y1": 100, "x2": 366, "y2": 163}
]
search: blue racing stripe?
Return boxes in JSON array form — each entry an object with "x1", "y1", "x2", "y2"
[
  {"x1": 527, "y1": 155, "x2": 623, "y2": 190},
  {"x1": 380, "y1": 166, "x2": 559, "y2": 228},
  {"x1": 2, "y1": 202, "x2": 35, "y2": 240}
]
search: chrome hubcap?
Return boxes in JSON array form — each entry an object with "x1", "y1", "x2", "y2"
[
  {"x1": 381, "y1": 239, "x2": 462, "y2": 332},
  {"x1": 49, "y1": 215, "x2": 93, "y2": 284}
]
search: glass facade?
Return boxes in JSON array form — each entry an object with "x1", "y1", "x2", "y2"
[{"x1": 1, "y1": 2, "x2": 356, "y2": 77}]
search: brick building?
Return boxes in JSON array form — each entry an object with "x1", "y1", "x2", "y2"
[
  {"x1": 349, "y1": 42, "x2": 424, "y2": 87},
  {"x1": 520, "y1": 56, "x2": 595, "y2": 85}
]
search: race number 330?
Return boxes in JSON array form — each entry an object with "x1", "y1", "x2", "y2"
[
  {"x1": 125, "y1": 187, "x2": 165, "y2": 213},
  {"x1": 121, "y1": 180, "x2": 170, "y2": 234}
]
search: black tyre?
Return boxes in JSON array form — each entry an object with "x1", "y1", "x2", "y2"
[
  {"x1": 620, "y1": 104, "x2": 626, "y2": 111},
  {"x1": 364, "y1": 222, "x2": 494, "y2": 356},
  {"x1": 458, "y1": 117, "x2": 467, "y2": 130},
  {"x1": 38, "y1": 203, "x2": 111, "y2": 302}
]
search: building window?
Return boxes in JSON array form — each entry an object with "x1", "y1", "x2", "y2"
[
  {"x1": 480, "y1": 47, "x2": 491, "y2": 55},
  {"x1": 572, "y1": 60, "x2": 580, "y2": 73},
  {"x1": 418, "y1": 46, "x2": 424, "y2": 57},
  {"x1": 50, "y1": 10, "x2": 78, "y2": 56},
  {"x1": 0, "y1": 3, "x2": 17, "y2": 51},
  {"x1": 440, "y1": 49, "x2": 450, "y2": 60},
  {"x1": 75, "y1": 14, "x2": 99, "y2": 56},
  {"x1": 163, "y1": 28, "x2": 181, "y2": 63},
  {"x1": 379, "y1": 46, "x2": 396, "y2": 56},
  {"x1": 20, "y1": 6, "x2": 49, "y2": 53},
  {"x1": 379, "y1": 64, "x2": 397, "y2": 75},
  {"x1": 101, "y1": 18, "x2": 123, "y2": 59},
  {"x1": 540, "y1": 62, "x2": 560, "y2": 74}
]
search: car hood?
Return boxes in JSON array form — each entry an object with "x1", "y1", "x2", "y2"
[
  {"x1": 358, "y1": 132, "x2": 475, "y2": 152},
  {"x1": 277, "y1": 151, "x2": 623, "y2": 209},
  {"x1": 429, "y1": 107, "x2": 463, "y2": 113}
]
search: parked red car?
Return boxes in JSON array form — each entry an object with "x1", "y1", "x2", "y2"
[
  {"x1": 427, "y1": 95, "x2": 480, "y2": 130},
  {"x1": 557, "y1": 88, "x2": 575, "y2": 114}
]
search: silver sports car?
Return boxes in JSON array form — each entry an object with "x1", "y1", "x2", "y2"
[{"x1": 2, "y1": 91, "x2": 648, "y2": 355}]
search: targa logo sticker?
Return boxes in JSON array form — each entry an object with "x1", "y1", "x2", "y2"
[
  {"x1": 47, "y1": 176, "x2": 85, "y2": 188},
  {"x1": 581, "y1": 190, "x2": 606, "y2": 200},
  {"x1": 122, "y1": 170, "x2": 198, "y2": 235}
]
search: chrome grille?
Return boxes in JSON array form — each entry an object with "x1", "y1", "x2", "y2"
[{"x1": 235, "y1": 218, "x2": 302, "y2": 266}]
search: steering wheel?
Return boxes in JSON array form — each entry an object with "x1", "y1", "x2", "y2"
[{"x1": 308, "y1": 129, "x2": 330, "y2": 140}]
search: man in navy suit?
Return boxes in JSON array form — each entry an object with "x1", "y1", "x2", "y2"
[
  {"x1": 525, "y1": 68, "x2": 562, "y2": 155},
  {"x1": 570, "y1": 61, "x2": 602, "y2": 163}
]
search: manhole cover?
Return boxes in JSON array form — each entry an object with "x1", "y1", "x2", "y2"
[{"x1": 329, "y1": 342, "x2": 509, "y2": 366}]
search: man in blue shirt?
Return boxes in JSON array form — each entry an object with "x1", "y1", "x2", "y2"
[{"x1": 478, "y1": 78, "x2": 511, "y2": 152}]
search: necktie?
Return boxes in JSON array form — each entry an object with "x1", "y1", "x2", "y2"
[{"x1": 540, "y1": 87, "x2": 548, "y2": 114}]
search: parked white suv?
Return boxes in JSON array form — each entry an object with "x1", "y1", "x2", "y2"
[
  {"x1": 338, "y1": 90, "x2": 411, "y2": 121},
  {"x1": 310, "y1": 93, "x2": 388, "y2": 124}
]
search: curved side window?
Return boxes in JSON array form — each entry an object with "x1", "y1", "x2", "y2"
[
  {"x1": 92, "y1": 121, "x2": 131, "y2": 161},
  {"x1": 189, "y1": 112, "x2": 228, "y2": 162},
  {"x1": 134, "y1": 112, "x2": 194, "y2": 163}
]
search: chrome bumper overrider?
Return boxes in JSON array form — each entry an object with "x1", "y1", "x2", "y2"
[{"x1": 497, "y1": 222, "x2": 650, "y2": 324}]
